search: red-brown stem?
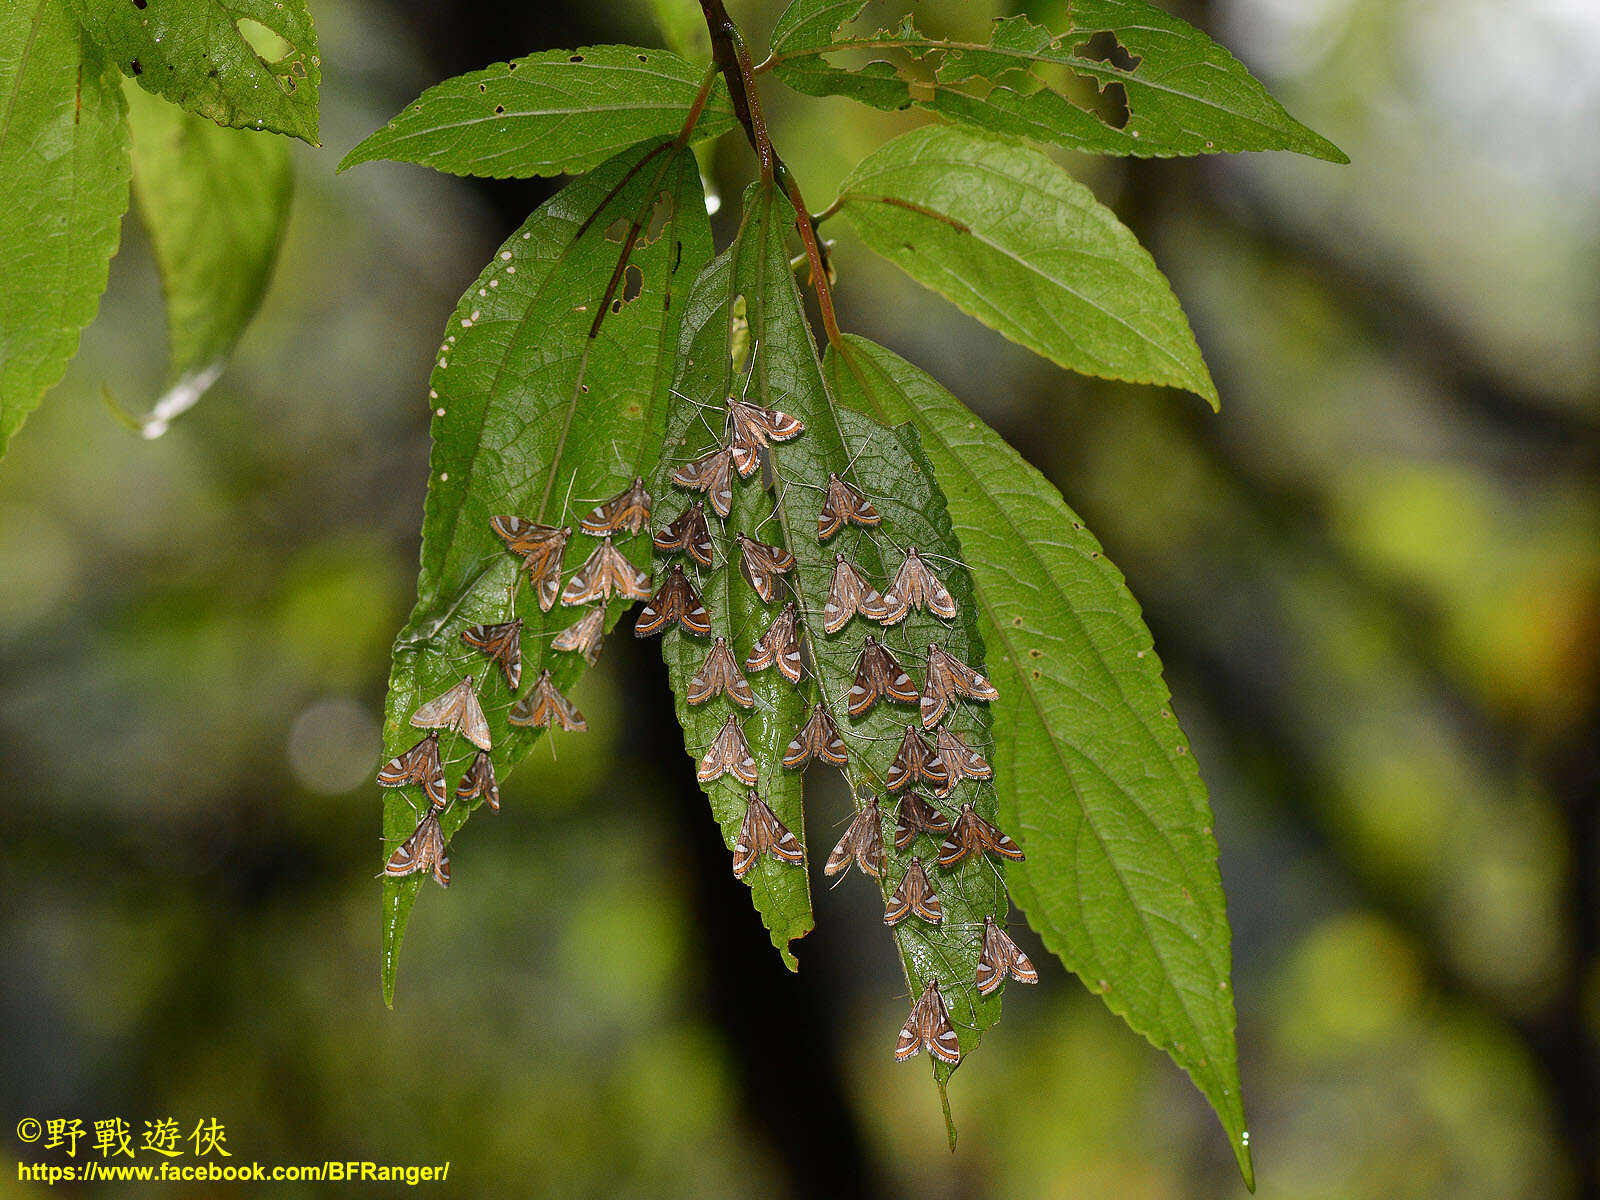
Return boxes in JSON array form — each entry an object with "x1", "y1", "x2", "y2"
[{"x1": 698, "y1": 0, "x2": 842, "y2": 345}]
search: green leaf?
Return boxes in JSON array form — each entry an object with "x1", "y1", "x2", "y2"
[
  {"x1": 70, "y1": 0, "x2": 320, "y2": 145},
  {"x1": 767, "y1": 0, "x2": 1345, "y2": 162},
  {"x1": 123, "y1": 81, "x2": 291, "y2": 434},
  {"x1": 379, "y1": 139, "x2": 712, "y2": 1004},
  {"x1": 835, "y1": 124, "x2": 1217, "y2": 406},
  {"x1": 0, "y1": 0, "x2": 131, "y2": 462},
  {"x1": 655, "y1": 182, "x2": 1005, "y2": 1090},
  {"x1": 826, "y1": 333, "x2": 1251, "y2": 1188},
  {"x1": 339, "y1": 45, "x2": 736, "y2": 180}
]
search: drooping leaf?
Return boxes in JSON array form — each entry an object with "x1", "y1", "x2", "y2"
[
  {"x1": 655, "y1": 182, "x2": 1006, "y2": 1090},
  {"x1": 70, "y1": 0, "x2": 320, "y2": 144},
  {"x1": 835, "y1": 124, "x2": 1217, "y2": 406},
  {"x1": 0, "y1": 0, "x2": 131, "y2": 462},
  {"x1": 123, "y1": 81, "x2": 292, "y2": 436},
  {"x1": 340, "y1": 45, "x2": 736, "y2": 180},
  {"x1": 767, "y1": 0, "x2": 1345, "y2": 162},
  {"x1": 827, "y1": 333, "x2": 1251, "y2": 1188},
  {"x1": 379, "y1": 139, "x2": 712, "y2": 1004}
]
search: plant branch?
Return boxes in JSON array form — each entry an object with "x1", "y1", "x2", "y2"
[{"x1": 698, "y1": 0, "x2": 842, "y2": 345}]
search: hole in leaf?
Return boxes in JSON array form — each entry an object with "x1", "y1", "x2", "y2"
[
  {"x1": 131, "y1": 0, "x2": 146, "y2": 8},
  {"x1": 640, "y1": 191, "x2": 676, "y2": 245},
  {"x1": 621, "y1": 264, "x2": 644, "y2": 304},
  {"x1": 1074, "y1": 31, "x2": 1141, "y2": 73},
  {"x1": 494, "y1": 104, "x2": 505, "y2": 115},
  {"x1": 1089, "y1": 80, "x2": 1129, "y2": 130},
  {"x1": 637, "y1": 53, "x2": 648, "y2": 62},
  {"x1": 570, "y1": 53, "x2": 584, "y2": 63},
  {"x1": 478, "y1": 83, "x2": 487, "y2": 93},
  {"x1": 603, "y1": 217, "x2": 631, "y2": 244}
]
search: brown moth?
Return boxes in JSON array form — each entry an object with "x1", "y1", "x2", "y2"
[
  {"x1": 895, "y1": 977, "x2": 960, "y2": 1065},
  {"x1": 670, "y1": 445, "x2": 735, "y2": 519},
  {"x1": 878, "y1": 547, "x2": 957, "y2": 625},
  {"x1": 551, "y1": 606, "x2": 605, "y2": 665},
  {"x1": 507, "y1": 669, "x2": 587, "y2": 732},
  {"x1": 823, "y1": 554, "x2": 890, "y2": 633},
  {"x1": 697, "y1": 715, "x2": 758, "y2": 786},
  {"x1": 885, "y1": 724, "x2": 949, "y2": 793},
  {"x1": 732, "y1": 788, "x2": 804, "y2": 879},
  {"x1": 489, "y1": 518, "x2": 570, "y2": 611},
  {"x1": 746, "y1": 602, "x2": 803, "y2": 683},
  {"x1": 848, "y1": 636, "x2": 919, "y2": 717},
  {"x1": 561, "y1": 537, "x2": 651, "y2": 606},
  {"x1": 687, "y1": 637, "x2": 755, "y2": 708},
  {"x1": 383, "y1": 810, "x2": 450, "y2": 888},
  {"x1": 824, "y1": 796, "x2": 887, "y2": 879},
  {"x1": 920, "y1": 642, "x2": 1000, "y2": 728},
  {"x1": 461, "y1": 619, "x2": 523, "y2": 690},
  {"x1": 376, "y1": 732, "x2": 446, "y2": 810},
  {"x1": 817, "y1": 472, "x2": 881, "y2": 541},
  {"x1": 653, "y1": 500, "x2": 715, "y2": 568},
  {"x1": 975, "y1": 914, "x2": 1038, "y2": 996},
  {"x1": 580, "y1": 476, "x2": 652, "y2": 536},
  {"x1": 410, "y1": 676, "x2": 492, "y2": 752},
  {"x1": 726, "y1": 398, "x2": 805, "y2": 477},
  {"x1": 455, "y1": 750, "x2": 500, "y2": 813},
  {"x1": 735, "y1": 532, "x2": 796, "y2": 604},
  {"x1": 894, "y1": 791, "x2": 953, "y2": 851},
  {"x1": 933, "y1": 727, "x2": 992, "y2": 795},
  {"x1": 937, "y1": 803, "x2": 1025, "y2": 868},
  {"x1": 635, "y1": 563, "x2": 712, "y2": 638},
  {"x1": 884, "y1": 857, "x2": 943, "y2": 925},
  {"x1": 783, "y1": 702, "x2": 848, "y2": 769}
]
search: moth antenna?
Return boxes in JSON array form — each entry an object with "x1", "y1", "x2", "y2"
[
  {"x1": 558, "y1": 469, "x2": 580, "y2": 525},
  {"x1": 740, "y1": 340, "x2": 760, "y2": 399},
  {"x1": 839, "y1": 430, "x2": 877, "y2": 478}
]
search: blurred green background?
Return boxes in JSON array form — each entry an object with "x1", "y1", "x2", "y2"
[{"x1": 2, "y1": 0, "x2": 1596, "y2": 1196}]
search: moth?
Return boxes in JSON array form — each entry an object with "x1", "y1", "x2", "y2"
[
  {"x1": 507, "y1": 669, "x2": 587, "y2": 732},
  {"x1": 670, "y1": 445, "x2": 735, "y2": 519},
  {"x1": 726, "y1": 398, "x2": 805, "y2": 477},
  {"x1": 783, "y1": 702, "x2": 848, "y2": 769},
  {"x1": 823, "y1": 554, "x2": 890, "y2": 633},
  {"x1": 383, "y1": 810, "x2": 450, "y2": 888},
  {"x1": 698, "y1": 715, "x2": 758, "y2": 786},
  {"x1": 653, "y1": 500, "x2": 715, "y2": 568},
  {"x1": 877, "y1": 547, "x2": 957, "y2": 625},
  {"x1": 735, "y1": 532, "x2": 796, "y2": 604},
  {"x1": 895, "y1": 978, "x2": 960, "y2": 1065},
  {"x1": 824, "y1": 796, "x2": 886, "y2": 879},
  {"x1": 937, "y1": 803, "x2": 1025, "y2": 868},
  {"x1": 745, "y1": 602, "x2": 803, "y2": 683},
  {"x1": 461, "y1": 619, "x2": 523, "y2": 690},
  {"x1": 848, "y1": 636, "x2": 919, "y2": 717},
  {"x1": 376, "y1": 732, "x2": 446, "y2": 810},
  {"x1": 975, "y1": 914, "x2": 1038, "y2": 996},
  {"x1": 933, "y1": 728, "x2": 992, "y2": 796},
  {"x1": 894, "y1": 791, "x2": 952, "y2": 851},
  {"x1": 455, "y1": 750, "x2": 500, "y2": 813},
  {"x1": 732, "y1": 789, "x2": 805, "y2": 879},
  {"x1": 817, "y1": 472, "x2": 880, "y2": 541},
  {"x1": 884, "y1": 857, "x2": 942, "y2": 925},
  {"x1": 551, "y1": 606, "x2": 605, "y2": 665},
  {"x1": 687, "y1": 637, "x2": 755, "y2": 708},
  {"x1": 920, "y1": 643, "x2": 1000, "y2": 728},
  {"x1": 560, "y1": 537, "x2": 651, "y2": 606},
  {"x1": 885, "y1": 724, "x2": 949, "y2": 793},
  {"x1": 410, "y1": 676, "x2": 492, "y2": 752},
  {"x1": 489, "y1": 517, "x2": 570, "y2": 611},
  {"x1": 580, "y1": 476, "x2": 652, "y2": 536},
  {"x1": 635, "y1": 563, "x2": 712, "y2": 638}
]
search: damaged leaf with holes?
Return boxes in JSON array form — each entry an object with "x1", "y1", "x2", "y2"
[
  {"x1": 378, "y1": 139, "x2": 712, "y2": 1002},
  {"x1": 657, "y1": 180, "x2": 1007, "y2": 1103},
  {"x1": 340, "y1": 44, "x2": 738, "y2": 179},
  {"x1": 767, "y1": 0, "x2": 1345, "y2": 161},
  {"x1": 71, "y1": 0, "x2": 321, "y2": 143}
]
